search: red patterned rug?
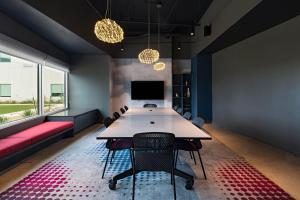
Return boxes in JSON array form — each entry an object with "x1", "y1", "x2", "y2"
[{"x1": 0, "y1": 128, "x2": 295, "y2": 200}]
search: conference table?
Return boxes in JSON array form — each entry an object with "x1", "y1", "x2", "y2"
[{"x1": 97, "y1": 108, "x2": 212, "y2": 190}]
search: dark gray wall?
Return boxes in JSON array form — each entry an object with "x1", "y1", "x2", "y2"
[
  {"x1": 69, "y1": 55, "x2": 111, "y2": 117},
  {"x1": 0, "y1": 11, "x2": 69, "y2": 63},
  {"x1": 212, "y1": 15, "x2": 300, "y2": 156}
]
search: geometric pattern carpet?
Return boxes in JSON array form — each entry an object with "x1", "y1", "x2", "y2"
[{"x1": 0, "y1": 127, "x2": 295, "y2": 200}]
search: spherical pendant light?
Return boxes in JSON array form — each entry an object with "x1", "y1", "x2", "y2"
[
  {"x1": 138, "y1": 49, "x2": 159, "y2": 64},
  {"x1": 153, "y1": 61, "x2": 166, "y2": 71},
  {"x1": 94, "y1": 18, "x2": 124, "y2": 43},
  {"x1": 138, "y1": 3, "x2": 159, "y2": 64}
]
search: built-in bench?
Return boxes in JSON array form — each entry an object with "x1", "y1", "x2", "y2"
[
  {"x1": 0, "y1": 116, "x2": 74, "y2": 171},
  {"x1": 0, "y1": 109, "x2": 102, "y2": 171},
  {"x1": 47, "y1": 109, "x2": 103, "y2": 133}
]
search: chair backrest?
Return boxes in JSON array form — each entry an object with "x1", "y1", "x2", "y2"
[
  {"x1": 176, "y1": 107, "x2": 182, "y2": 114},
  {"x1": 183, "y1": 112, "x2": 192, "y2": 120},
  {"x1": 104, "y1": 117, "x2": 114, "y2": 128},
  {"x1": 192, "y1": 117, "x2": 205, "y2": 128},
  {"x1": 173, "y1": 105, "x2": 178, "y2": 110},
  {"x1": 120, "y1": 107, "x2": 126, "y2": 114},
  {"x1": 113, "y1": 112, "x2": 120, "y2": 119},
  {"x1": 132, "y1": 132, "x2": 175, "y2": 171},
  {"x1": 124, "y1": 105, "x2": 129, "y2": 111},
  {"x1": 143, "y1": 104, "x2": 157, "y2": 108}
]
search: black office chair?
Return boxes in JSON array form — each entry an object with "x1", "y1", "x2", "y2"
[
  {"x1": 176, "y1": 107, "x2": 182, "y2": 114},
  {"x1": 102, "y1": 117, "x2": 133, "y2": 178},
  {"x1": 113, "y1": 112, "x2": 121, "y2": 119},
  {"x1": 192, "y1": 117, "x2": 205, "y2": 128},
  {"x1": 175, "y1": 116, "x2": 207, "y2": 179},
  {"x1": 173, "y1": 105, "x2": 178, "y2": 110},
  {"x1": 124, "y1": 105, "x2": 129, "y2": 111},
  {"x1": 120, "y1": 107, "x2": 126, "y2": 114},
  {"x1": 104, "y1": 117, "x2": 114, "y2": 128},
  {"x1": 183, "y1": 112, "x2": 192, "y2": 120},
  {"x1": 131, "y1": 132, "x2": 176, "y2": 200},
  {"x1": 143, "y1": 104, "x2": 157, "y2": 108}
]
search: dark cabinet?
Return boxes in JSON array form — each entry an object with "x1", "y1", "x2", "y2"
[{"x1": 172, "y1": 74, "x2": 191, "y2": 114}]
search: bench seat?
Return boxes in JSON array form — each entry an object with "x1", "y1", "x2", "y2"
[
  {"x1": 0, "y1": 121, "x2": 74, "y2": 159},
  {"x1": 0, "y1": 137, "x2": 31, "y2": 158}
]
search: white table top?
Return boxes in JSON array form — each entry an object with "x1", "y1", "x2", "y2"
[
  {"x1": 97, "y1": 108, "x2": 212, "y2": 140},
  {"x1": 124, "y1": 108, "x2": 178, "y2": 116}
]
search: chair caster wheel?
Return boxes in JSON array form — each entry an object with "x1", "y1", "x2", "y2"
[
  {"x1": 109, "y1": 179, "x2": 117, "y2": 190},
  {"x1": 185, "y1": 179, "x2": 194, "y2": 190}
]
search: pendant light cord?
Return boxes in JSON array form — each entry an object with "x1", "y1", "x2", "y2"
[
  {"x1": 157, "y1": 7, "x2": 160, "y2": 51},
  {"x1": 148, "y1": 3, "x2": 150, "y2": 49},
  {"x1": 105, "y1": 0, "x2": 108, "y2": 18},
  {"x1": 105, "y1": 0, "x2": 112, "y2": 18}
]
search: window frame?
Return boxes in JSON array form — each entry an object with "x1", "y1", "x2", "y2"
[
  {"x1": 0, "y1": 51, "x2": 69, "y2": 127},
  {"x1": 41, "y1": 66, "x2": 67, "y2": 115}
]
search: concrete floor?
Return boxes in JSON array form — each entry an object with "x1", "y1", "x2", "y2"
[
  {"x1": 204, "y1": 124, "x2": 300, "y2": 200},
  {"x1": 1, "y1": 123, "x2": 300, "y2": 199}
]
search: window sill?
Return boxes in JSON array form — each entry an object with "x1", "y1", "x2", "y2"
[{"x1": 0, "y1": 108, "x2": 68, "y2": 129}]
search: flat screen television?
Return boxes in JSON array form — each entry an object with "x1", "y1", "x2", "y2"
[{"x1": 131, "y1": 81, "x2": 164, "y2": 100}]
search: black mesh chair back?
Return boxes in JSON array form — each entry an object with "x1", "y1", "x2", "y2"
[
  {"x1": 173, "y1": 105, "x2": 178, "y2": 110},
  {"x1": 132, "y1": 132, "x2": 177, "y2": 200},
  {"x1": 143, "y1": 104, "x2": 157, "y2": 108},
  {"x1": 124, "y1": 105, "x2": 129, "y2": 111},
  {"x1": 176, "y1": 107, "x2": 182, "y2": 114},
  {"x1": 183, "y1": 112, "x2": 192, "y2": 120},
  {"x1": 120, "y1": 107, "x2": 126, "y2": 114},
  {"x1": 192, "y1": 117, "x2": 205, "y2": 128},
  {"x1": 132, "y1": 132, "x2": 175, "y2": 171},
  {"x1": 113, "y1": 112, "x2": 121, "y2": 119},
  {"x1": 104, "y1": 117, "x2": 114, "y2": 128}
]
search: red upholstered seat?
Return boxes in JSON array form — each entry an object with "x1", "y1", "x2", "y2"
[
  {"x1": 10, "y1": 121, "x2": 74, "y2": 144},
  {"x1": 0, "y1": 138, "x2": 31, "y2": 158}
]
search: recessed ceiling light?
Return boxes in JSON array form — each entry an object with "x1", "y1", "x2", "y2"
[
  {"x1": 176, "y1": 42, "x2": 182, "y2": 51},
  {"x1": 190, "y1": 26, "x2": 195, "y2": 36},
  {"x1": 121, "y1": 48, "x2": 124, "y2": 51}
]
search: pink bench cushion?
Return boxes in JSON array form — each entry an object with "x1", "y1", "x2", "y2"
[
  {"x1": 0, "y1": 121, "x2": 73, "y2": 159},
  {"x1": 10, "y1": 121, "x2": 74, "y2": 144},
  {"x1": 0, "y1": 137, "x2": 31, "y2": 158}
]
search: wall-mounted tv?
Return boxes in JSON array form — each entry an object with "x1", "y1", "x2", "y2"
[{"x1": 131, "y1": 81, "x2": 164, "y2": 100}]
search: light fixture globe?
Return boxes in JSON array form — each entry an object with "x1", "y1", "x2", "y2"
[
  {"x1": 94, "y1": 18, "x2": 124, "y2": 43},
  {"x1": 138, "y1": 48, "x2": 159, "y2": 64},
  {"x1": 153, "y1": 61, "x2": 166, "y2": 71}
]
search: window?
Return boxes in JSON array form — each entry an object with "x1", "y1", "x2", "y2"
[
  {"x1": 0, "y1": 51, "x2": 68, "y2": 125},
  {"x1": 43, "y1": 66, "x2": 66, "y2": 113},
  {"x1": 0, "y1": 52, "x2": 38, "y2": 124},
  {"x1": 0, "y1": 53, "x2": 11, "y2": 62},
  {"x1": 51, "y1": 84, "x2": 64, "y2": 97},
  {"x1": 0, "y1": 84, "x2": 11, "y2": 97}
]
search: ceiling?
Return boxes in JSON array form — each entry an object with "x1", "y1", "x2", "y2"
[
  {"x1": 0, "y1": 0, "x2": 213, "y2": 58},
  {"x1": 89, "y1": 0, "x2": 213, "y2": 37},
  {"x1": 1, "y1": 0, "x2": 299, "y2": 60}
]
